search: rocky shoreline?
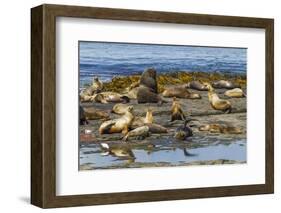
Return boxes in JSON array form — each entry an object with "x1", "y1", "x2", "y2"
[{"x1": 79, "y1": 71, "x2": 247, "y2": 170}]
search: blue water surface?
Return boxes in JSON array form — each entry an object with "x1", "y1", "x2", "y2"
[{"x1": 79, "y1": 41, "x2": 246, "y2": 85}]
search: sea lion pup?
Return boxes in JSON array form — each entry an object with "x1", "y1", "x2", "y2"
[
  {"x1": 139, "y1": 68, "x2": 158, "y2": 93},
  {"x1": 131, "y1": 108, "x2": 154, "y2": 129},
  {"x1": 186, "y1": 81, "x2": 208, "y2": 91},
  {"x1": 94, "y1": 92, "x2": 130, "y2": 104},
  {"x1": 99, "y1": 106, "x2": 134, "y2": 135},
  {"x1": 83, "y1": 107, "x2": 110, "y2": 120},
  {"x1": 91, "y1": 77, "x2": 103, "y2": 93},
  {"x1": 224, "y1": 88, "x2": 246, "y2": 98},
  {"x1": 204, "y1": 83, "x2": 232, "y2": 113},
  {"x1": 79, "y1": 105, "x2": 89, "y2": 125},
  {"x1": 162, "y1": 84, "x2": 201, "y2": 99},
  {"x1": 171, "y1": 97, "x2": 186, "y2": 122},
  {"x1": 123, "y1": 126, "x2": 150, "y2": 141},
  {"x1": 100, "y1": 143, "x2": 135, "y2": 160},
  {"x1": 199, "y1": 123, "x2": 243, "y2": 134},
  {"x1": 212, "y1": 80, "x2": 240, "y2": 89}
]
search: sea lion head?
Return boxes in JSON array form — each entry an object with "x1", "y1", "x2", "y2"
[
  {"x1": 145, "y1": 68, "x2": 157, "y2": 78},
  {"x1": 126, "y1": 106, "x2": 134, "y2": 113}
]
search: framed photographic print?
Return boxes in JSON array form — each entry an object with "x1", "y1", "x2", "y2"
[{"x1": 31, "y1": 4, "x2": 274, "y2": 208}]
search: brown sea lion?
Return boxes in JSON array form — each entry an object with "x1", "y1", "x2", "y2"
[
  {"x1": 137, "y1": 85, "x2": 165, "y2": 104},
  {"x1": 224, "y1": 88, "x2": 246, "y2": 98},
  {"x1": 212, "y1": 80, "x2": 240, "y2": 89},
  {"x1": 111, "y1": 103, "x2": 130, "y2": 115},
  {"x1": 99, "y1": 106, "x2": 134, "y2": 135},
  {"x1": 162, "y1": 84, "x2": 201, "y2": 99},
  {"x1": 91, "y1": 77, "x2": 104, "y2": 93},
  {"x1": 171, "y1": 97, "x2": 186, "y2": 122},
  {"x1": 94, "y1": 92, "x2": 130, "y2": 104},
  {"x1": 80, "y1": 94, "x2": 96, "y2": 102},
  {"x1": 199, "y1": 123, "x2": 243, "y2": 134},
  {"x1": 83, "y1": 107, "x2": 110, "y2": 120},
  {"x1": 139, "y1": 68, "x2": 158, "y2": 93},
  {"x1": 131, "y1": 108, "x2": 154, "y2": 129},
  {"x1": 126, "y1": 87, "x2": 139, "y2": 99},
  {"x1": 145, "y1": 123, "x2": 168, "y2": 134},
  {"x1": 123, "y1": 126, "x2": 150, "y2": 141},
  {"x1": 186, "y1": 81, "x2": 208, "y2": 91},
  {"x1": 204, "y1": 83, "x2": 232, "y2": 113}
]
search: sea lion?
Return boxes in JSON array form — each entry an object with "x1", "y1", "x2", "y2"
[
  {"x1": 187, "y1": 81, "x2": 208, "y2": 91},
  {"x1": 145, "y1": 123, "x2": 168, "y2": 134},
  {"x1": 123, "y1": 126, "x2": 150, "y2": 141},
  {"x1": 162, "y1": 84, "x2": 201, "y2": 99},
  {"x1": 131, "y1": 108, "x2": 154, "y2": 129},
  {"x1": 126, "y1": 87, "x2": 139, "y2": 99},
  {"x1": 174, "y1": 120, "x2": 193, "y2": 140},
  {"x1": 204, "y1": 83, "x2": 232, "y2": 113},
  {"x1": 171, "y1": 97, "x2": 186, "y2": 122},
  {"x1": 212, "y1": 80, "x2": 239, "y2": 89},
  {"x1": 111, "y1": 103, "x2": 130, "y2": 115},
  {"x1": 139, "y1": 68, "x2": 158, "y2": 93},
  {"x1": 94, "y1": 92, "x2": 130, "y2": 104},
  {"x1": 80, "y1": 94, "x2": 95, "y2": 102},
  {"x1": 224, "y1": 88, "x2": 246, "y2": 98},
  {"x1": 91, "y1": 77, "x2": 103, "y2": 93},
  {"x1": 137, "y1": 85, "x2": 165, "y2": 104},
  {"x1": 199, "y1": 123, "x2": 243, "y2": 134},
  {"x1": 100, "y1": 143, "x2": 135, "y2": 160},
  {"x1": 79, "y1": 105, "x2": 89, "y2": 125},
  {"x1": 80, "y1": 77, "x2": 103, "y2": 98},
  {"x1": 83, "y1": 107, "x2": 110, "y2": 120},
  {"x1": 99, "y1": 106, "x2": 134, "y2": 135}
]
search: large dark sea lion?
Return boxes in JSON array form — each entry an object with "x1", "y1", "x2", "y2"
[
  {"x1": 162, "y1": 84, "x2": 201, "y2": 99},
  {"x1": 137, "y1": 85, "x2": 164, "y2": 104},
  {"x1": 139, "y1": 68, "x2": 158, "y2": 93},
  {"x1": 137, "y1": 68, "x2": 167, "y2": 104}
]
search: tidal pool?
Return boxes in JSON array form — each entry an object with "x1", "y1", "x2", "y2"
[{"x1": 79, "y1": 139, "x2": 246, "y2": 170}]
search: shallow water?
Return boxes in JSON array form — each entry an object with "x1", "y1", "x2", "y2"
[
  {"x1": 79, "y1": 139, "x2": 246, "y2": 170},
  {"x1": 79, "y1": 42, "x2": 246, "y2": 85}
]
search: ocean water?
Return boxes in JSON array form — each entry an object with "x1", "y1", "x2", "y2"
[{"x1": 79, "y1": 41, "x2": 247, "y2": 85}]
